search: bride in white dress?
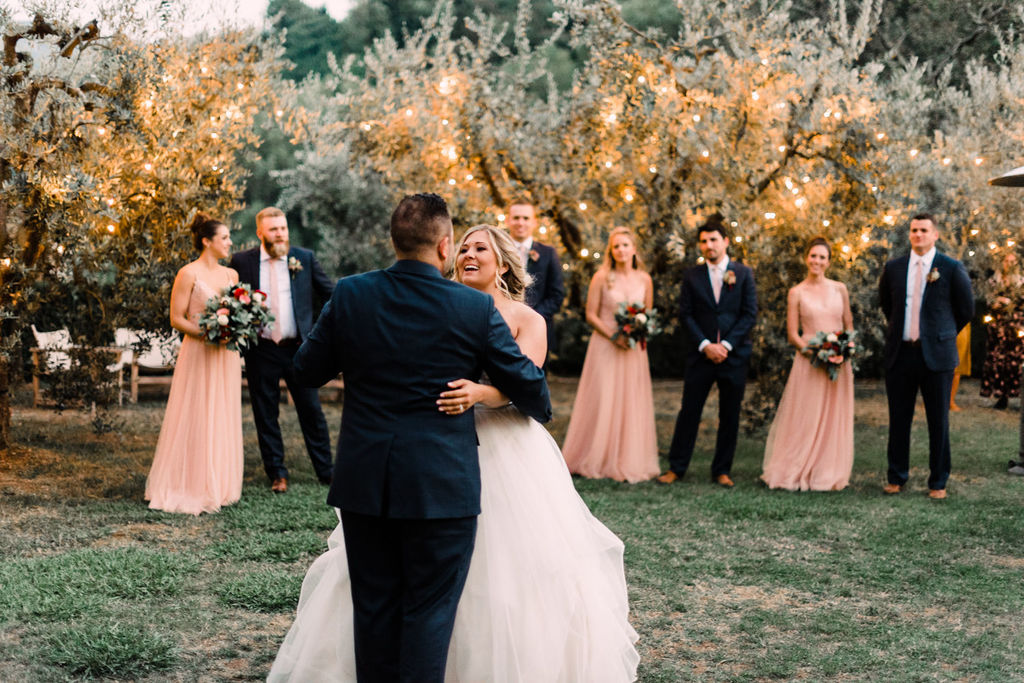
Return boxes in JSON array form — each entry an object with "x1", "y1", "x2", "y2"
[{"x1": 268, "y1": 225, "x2": 639, "y2": 682}]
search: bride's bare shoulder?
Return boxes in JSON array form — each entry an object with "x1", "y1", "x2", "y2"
[{"x1": 503, "y1": 300, "x2": 544, "y2": 340}]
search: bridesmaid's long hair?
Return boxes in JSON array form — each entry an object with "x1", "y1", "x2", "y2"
[
  {"x1": 455, "y1": 224, "x2": 532, "y2": 302},
  {"x1": 599, "y1": 226, "x2": 646, "y2": 274},
  {"x1": 190, "y1": 212, "x2": 225, "y2": 252}
]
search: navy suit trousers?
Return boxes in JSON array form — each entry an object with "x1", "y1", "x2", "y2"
[
  {"x1": 885, "y1": 343, "x2": 953, "y2": 490},
  {"x1": 341, "y1": 511, "x2": 477, "y2": 683},
  {"x1": 667, "y1": 357, "x2": 748, "y2": 477},
  {"x1": 244, "y1": 339, "x2": 333, "y2": 482}
]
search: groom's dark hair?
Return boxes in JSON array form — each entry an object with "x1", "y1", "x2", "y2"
[
  {"x1": 391, "y1": 193, "x2": 452, "y2": 256},
  {"x1": 697, "y1": 212, "x2": 728, "y2": 240}
]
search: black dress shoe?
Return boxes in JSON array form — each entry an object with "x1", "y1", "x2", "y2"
[{"x1": 994, "y1": 396, "x2": 1009, "y2": 410}]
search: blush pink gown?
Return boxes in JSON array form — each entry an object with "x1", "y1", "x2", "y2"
[
  {"x1": 145, "y1": 275, "x2": 243, "y2": 514},
  {"x1": 761, "y1": 281, "x2": 854, "y2": 491},
  {"x1": 561, "y1": 272, "x2": 659, "y2": 483}
]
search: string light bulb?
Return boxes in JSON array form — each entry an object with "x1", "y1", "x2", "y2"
[
  {"x1": 580, "y1": 248, "x2": 589, "y2": 257},
  {"x1": 579, "y1": 202, "x2": 587, "y2": 211}
]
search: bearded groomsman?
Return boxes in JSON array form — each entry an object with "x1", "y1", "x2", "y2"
[
  {"x1": 879, "y1": 213, "x2": 974, "y2": 499},
  {"x1": 659, "y1": 215, "x2": 757, "y2": 487},
  {"x1": 230, "y1": 207, "x2": 335, "y2": 493},
  {"x1": 506, "y1": 199, "x2": 564, "y2": 366}
]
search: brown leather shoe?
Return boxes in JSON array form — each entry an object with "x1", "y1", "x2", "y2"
[
  {"x1": 882, "y1": 483, "x2": 902, "y2": 495},
  {"x1": 271, "y1": 477, "x2": 288, "y2": 494},
  {"x1": 714, "y1": 474, "x2": 735, "y2": 488},
  {"x1": 927, "y1": 488, "x2": 947, "y2": 500},
  {"x1": 656, "y1": 470, "x2": 680, "y2": 484}
]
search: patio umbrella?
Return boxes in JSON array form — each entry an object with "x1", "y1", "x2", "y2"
[{"x1": 989, "y1": 165, "x2": 1024, "y2": 187}]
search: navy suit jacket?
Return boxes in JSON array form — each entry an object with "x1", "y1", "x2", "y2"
[
  {"x1": 679, "y1": 260, "x2": 758, "y2": 372},
  {"x1": 879, "y1": 252, "x2": 974, "y2": 372},
  {"x1": 229, "y1": 246, "x2": 334, "y2": 343},
  {"x1": 524, "y1": 241, "x2": 565, "y2": 322},
  {"x1": 293, "y1": 260, "x2": 552, "y2": 519}
]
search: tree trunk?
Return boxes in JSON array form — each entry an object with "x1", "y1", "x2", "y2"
[{"x1": 0, "y1": 354, "x2": 11, "y2": 453}]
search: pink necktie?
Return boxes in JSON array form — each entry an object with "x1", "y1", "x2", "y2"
[
  {"x1": 711, "y1": 265, "x2": 722, "y2": 303},
  {"x1": 267, "y1": 259, "x2": 282, "y2": 343},
  {"x1": 909, "y1": 259, "x2": 923, "y2": 341}
]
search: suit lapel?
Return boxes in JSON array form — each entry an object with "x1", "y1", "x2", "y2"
[
  {"x1": 288, "y1": 247, "x2": 302, "y2": 308},
  {"x1": 920, "y1": 253, "x2": 944, "y2": 308},
  {"x1": 694, "y1": 264, "x2": 716, "y2": 308}
]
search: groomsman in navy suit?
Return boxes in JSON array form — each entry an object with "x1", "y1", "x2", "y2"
[
  {"x1": 879, "y1": 213, "x2": 974, "y2": 499},
  {"x1": 507, "y1": 199, "x2": 564, "y2": 365},
  {"x1": 230, "y1": 207, "x2": 335, "y2": 493},
  {"x1": 659, "y1": 215, "x2": 757, "y2": 487},
  {"x1": 294, "y1": 193, "x2": 550, "y2": 682}
]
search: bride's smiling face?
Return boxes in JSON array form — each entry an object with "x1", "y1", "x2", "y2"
[{"x1": 457, "y1": 232, "x2": 507, "y2": 293}]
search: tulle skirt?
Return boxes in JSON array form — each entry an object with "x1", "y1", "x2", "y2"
[
  {"x1": 268, "y1": 405, "x2": 639, "y2": 682},
  {"x1": 761, "y1": 353, "x2": 854, "y2": 491},
  {"x1": 145, "y1": 335, "x2": 243, "y2": 515},
  {"x1": 561, "y1": 333, "x2": 659, "y2": 483}
]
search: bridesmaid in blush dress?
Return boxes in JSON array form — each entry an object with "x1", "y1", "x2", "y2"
[
  {"x1": 761, "y1": 237, "x2": 855, "y2": 491},
  {"x1": 562, "y1": 227, "x2": 659, "y2": 483},
  {"x1": 145, "y1": 214, "x2": 244, "y2": 515}
]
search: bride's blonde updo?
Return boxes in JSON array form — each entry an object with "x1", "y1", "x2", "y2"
[{"x1": 456, "y1": 224, "x2": 532, "y2": 302}]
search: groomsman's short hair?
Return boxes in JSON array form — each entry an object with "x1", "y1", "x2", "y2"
[
  {"x1": 391, "y1": 193, "x2": 452, "y2": 255},
  {"x1": 911, "y1": 212, "x2": 936, "y2": 226},
  {"x1": 697, "y1": 212, "x2": 728, "y2": 240},
  {"x1": 255, "y1": 206, "x2": 286, "y2": 228},
  {"x1": 508, "y1": 197, "x2": 535, "y2": 210}
]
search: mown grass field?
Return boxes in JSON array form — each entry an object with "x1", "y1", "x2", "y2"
[{"x1": 1, "y1": 377, "x2": 1022, "y2": 681}]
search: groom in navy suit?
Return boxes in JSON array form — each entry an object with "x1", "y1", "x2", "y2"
[
  {"x1": 879, "y1": 213, "x2": 973, "y2": 499},
  {"x1": 294, "y1": 193, "x2": 551, "y2": 682},
  {"x1": 230, "y1": 207, "x2": 335, "y2": 493},
  {"x1": 660, "y1": 215, "x2": 757, "y2": 487}
]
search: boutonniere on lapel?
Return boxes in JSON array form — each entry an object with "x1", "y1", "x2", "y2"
[
  {"x1": 723, "y1": 270, "x2": 736, "y2": 288},
  {"x1": 528, "y1": 249, "x2": 540, "y2": 263},
  {"x1": 287, "y1": 256, "x2": 303, "y2": 278},
  {"x1": 926, "y1": 267, "x2": 940, "y2": 284}
]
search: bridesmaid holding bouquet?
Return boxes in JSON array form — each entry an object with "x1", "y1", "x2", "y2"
[
  {"x1": 761, "y1": 237, "x2": 855, "y2": 491},
  {"x1": 562, "y1": 227, "x2": 660, "y2": 482},
  {"x1": 145, "y1": 214, "x2": 245, "y2": 514}
]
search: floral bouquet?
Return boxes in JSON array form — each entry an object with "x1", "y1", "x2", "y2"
[
  {"x1": 197, "y1": 283, "x2": 275, "y2": 352},
  {"x1": 805, "y1": 329, "x2": 861, "y2": 381},
  {"x1": 611, "y1": 302, "x2": 662, "y2": 350}
]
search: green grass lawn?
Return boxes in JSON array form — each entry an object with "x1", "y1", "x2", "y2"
[{"x1": 1, "y1": 377, "x2": 1022, "y2": 681}]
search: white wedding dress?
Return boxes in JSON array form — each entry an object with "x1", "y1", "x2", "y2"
[{"x1": 267, "y1": 403, "x2": 640, "y2": 682}]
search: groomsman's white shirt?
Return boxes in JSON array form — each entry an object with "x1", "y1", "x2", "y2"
[
  {"x1": 903, "y1": 246, "x2": 936, "y2": 342},
  {"x1": 697, "y1": 255, "x2": 733, "y2": 352},
  {"x1": 513, "y1": 237, "x2": 533, "y2": 268},
  {"x1": 260, "y1": 245, "x2": 298, "y2": 340}
]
